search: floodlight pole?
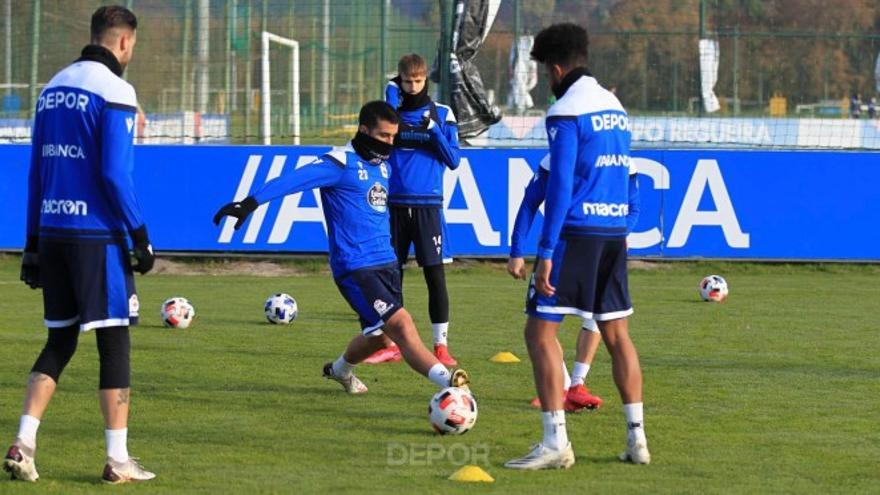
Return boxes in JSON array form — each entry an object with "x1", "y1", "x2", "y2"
[
  {"x1": 439, "y1": 0, "x2": 454, "y2": 104},
  {"x1": 5, "y1": 0, "x2": 11, "y2": 96},
  {"x1": 379, "y1": 0, "x2": 389, "y2": 98},
  {"x1": 320, "y1": 0, "x2": 329, "y2": 128},
  {"x1": 261, "y1": 31, "x2": 300, "y2": 145},
  {"x1": 29, "y1": 0, "x2": 40, "y2": 113},
  {"x1": 196, "y1": 0, "x2": 210, "y2": 114}
]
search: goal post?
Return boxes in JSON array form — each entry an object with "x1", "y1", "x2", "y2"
[{"x1": 261, "y1": 31, "x2": 300, "y2": 145}]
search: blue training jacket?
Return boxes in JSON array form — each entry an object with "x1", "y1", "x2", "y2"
[
  {"x1": 26, "y1": 58, "x2": 144, "y2": 243},
  {"x1": 539, "y1": 75, "x2": 633, "y2": 259},
  {"x1": 251, "y1": 144, "x2": 397, "y2": 278},
  {"x1": 384, "y1": 82, "x2": 460, "y2": 208},
  {"x1": 510, "y1": 154, "x2": 640, "y2": 258}
]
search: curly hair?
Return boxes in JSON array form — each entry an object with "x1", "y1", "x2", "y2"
[{"x1": 530, "y1": 23, "x2": 589, "y2": 68}]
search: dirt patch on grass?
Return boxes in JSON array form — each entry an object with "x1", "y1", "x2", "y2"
[
  {"x1": 148, "y1": 257, "x2": 671, "y2": 277},
  {"x1": 151, "y1": 258, "x2": 324, "y2": 277},
  {"x1": 628, "y1": 260, "x2": 674, "y2": 271}
]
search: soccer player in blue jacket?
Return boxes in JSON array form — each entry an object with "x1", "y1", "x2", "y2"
[
  {"x1": 505, "y1": 24, "x2": 650, "y2": 470},
  {"x1": 365, "y1": 54, "x2": 461, "y2": 366},
  {"x1": 213, "y1": 101, "x2": 470, "y2": 397},
  {"x1": 509, "y1": 153, "x2": 640, "y2": 412},
  {"x1": 4, "y1": 6, "x2": 156, "y2": 484}
]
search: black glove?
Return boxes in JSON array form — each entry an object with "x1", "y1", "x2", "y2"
[
  {"x1": 130, "y1": 225, "x2": 155, "y2": 275},
  {"x1": 213, "y1": 196, "x2": 258, "y2": 230},
  {"x1": 20, "y1": 235, "x2": 40, "y2": 289}
]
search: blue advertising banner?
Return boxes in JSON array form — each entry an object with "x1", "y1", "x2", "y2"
[{"x1": 1, "y1": 144, "x2": 878, "y2": 260}]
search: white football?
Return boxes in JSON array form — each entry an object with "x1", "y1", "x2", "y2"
[
  {"x1": 161, "y1": 297, "x2": 195, "y2": 329},
  {"x1": 264, "y1": 293, "x2": 298, "y2": 324},
  {"x1": 699, "y1": 275, "x2": 729, "y2": 302},
  {"x1": 428, "y1": 387, "x2": 478, "y2": 435}
]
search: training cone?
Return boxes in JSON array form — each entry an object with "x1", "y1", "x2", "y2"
[
  {"x1": 490, "y1": 351, "x2": 521, "y2": 363},
  {"x1": 448, "y1": 465, "x2": 495, "y2": 483}
]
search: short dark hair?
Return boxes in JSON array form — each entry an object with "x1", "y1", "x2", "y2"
[
  {"x1": 359, "y1": 100, "x2": 399, "y2": 129},
  {"x1": 91, "y1": 6, "x2": 138, "y2": 42},
  {"x1": 531, "y1": 23, "x2": 589, "y2": 68}
]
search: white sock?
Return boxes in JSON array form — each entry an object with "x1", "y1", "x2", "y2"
[
  {"x1": 561, "y1": 361, "x2": 572, "y2": 390},
  {"x1": 432, "y1": 322, "x2": 449, "y2": 346},
  {"x1": 16, "y1": 415, "x2": 40, "y2": 450},
  {"x1": 624, "y1": 402, "x2": 646, "y2": 441},
  {"x1": 427, "y1": 363, "x2": 451, "y2": 387},
  {"x1": 541, "y1": 410, "x2": 568, "y2": 451},
  {"x1": 105, "y1": 428, "x2": 129, "y2": 463},
  {"x1": 571, "y1": 361, "x2": 591, "y2": 386},
  {"x1": 332, "y1": 355, "x2": 355, "y2": 379}
]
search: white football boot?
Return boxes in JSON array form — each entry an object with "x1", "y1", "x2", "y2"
[
  {"x1": 101, "y1": 457, "x2": 156, "y2": 484},
  {"x1": 322, "y1": 363, "x2": 368, "y2": 394},
  {"x1": 618, "y1": 434, "x2": 651, "y2": 464},
  {"x1": 504, "y1": 442, "x2": 575, "y2": 470},
  {"x1": 3, "y1": 442, "x2": 39, "y2": 482}
]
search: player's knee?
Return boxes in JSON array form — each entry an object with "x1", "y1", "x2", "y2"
[
  {"x1": 383, "y1": 310, "x2": 418, "y2": 345},
  {"x1": 96, "y1": 327, "x2": 131, "y2": 390},
  {"x1": 524, "y1": 329, "x2": 554, "y2": 354},
  {"x1": 366, "y1": 332, "x2": 392, "y2": 349},
  {"x1": 602, "y1": 331, "x2": 636, "y2": 360},
  {"x1": 31, "y1": 324, "x2": 80, "y2": 383}
]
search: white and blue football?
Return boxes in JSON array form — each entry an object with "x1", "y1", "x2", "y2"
[{"x1": 264, "y1": 293, "x2": 298, "y2": 324}]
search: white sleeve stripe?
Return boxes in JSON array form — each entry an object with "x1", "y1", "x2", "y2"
[{"x1": 539, "y1": 153, "x2": 551, "y2": 171}]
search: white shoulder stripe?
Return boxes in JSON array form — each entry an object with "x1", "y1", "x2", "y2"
[
  {"x1": 547, "y1": 76, "x2": 624, "y2": 118},
  {"x1": 43, "y1": 61, "x2": 137, "y2": 108},
  {"x1": 539, "y1": 153, "x2": 550, "y2": 171},
  {"x1": 324, "y1": 145, "x2": 351, "y2": 167},
  {"x1": 435, "y1": 103, "x2": 457, "y2": 123}
]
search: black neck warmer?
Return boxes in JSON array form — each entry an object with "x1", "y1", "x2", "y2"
[
  {"x1": 76, "y1": 45, "x2": 124, "y2": 77},
  {"x1": 393, "y1": 75, "x2": 432, "y2": 111},
  {"x1": 351, "y1": 132, "x2": 393, "y2": 163},
  {"x1": 552, "y1": 67, "x2": 592, "y2": 100}
]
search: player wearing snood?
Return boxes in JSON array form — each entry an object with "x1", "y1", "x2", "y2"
[
  {"x1": 371, "y1": 54, "x2": 461, "y2": 367},
  {"x1": 213, "y1": 101, "x2": 471, "y2": 399}
]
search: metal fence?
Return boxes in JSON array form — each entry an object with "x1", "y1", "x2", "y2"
[{"x1": 2, "y1": 0, "x2": 879, "y2": 147}]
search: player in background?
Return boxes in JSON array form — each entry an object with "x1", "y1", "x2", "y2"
[
  {"x1": 213, "y1": 101, "x2": 470, "y2": 396},
  {"x1": 4, "y1": 6, "x2": 156, "y2": 484},
  {"x1": 508, "y1": 154, "x2": 640, "y2": 412},
  {"x1": 505, "y1": 23, "x2": 650, "y2": 470},
  {"x1": 363, "y1": 54, "x2": 461, "y2": 366}
]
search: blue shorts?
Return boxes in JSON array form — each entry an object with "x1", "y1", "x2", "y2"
[
  {"x1": 335, "y1": 263, "x2": 404, "y2": 335},
  {"x1": 526, "y1": 236, "x2": 632, "y2": 323},
  {"x1": 39, "y1": 238, "x2": 139, "y2": 332},
  {"x1": 390, "y1": 206, "x2": 452, "y2": 267}
]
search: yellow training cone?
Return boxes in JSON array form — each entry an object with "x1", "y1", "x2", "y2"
[
  {"x1": 490, "y1": 351, "x2": 521, "y2": 363},
  {"x1": 448, "y1": 465, "x2": 495, "y2": 483}
]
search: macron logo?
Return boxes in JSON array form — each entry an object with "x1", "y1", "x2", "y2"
[
  {"x1": 42, "y1": 199, "x2": 88, "y2": 216},
  {"x1": 583, "y1": 202, "x2": 628, "y2": 217},
  {"x1": 548, "y1": 127, "x2": 558, "y2": 141},
  {"x1": 126, "y1": 117, "x2": 134, "y2": 134}
]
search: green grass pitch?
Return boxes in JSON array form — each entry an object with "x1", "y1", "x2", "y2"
[{"x1": 0, "y1": 255, "x2": 878, "y2": 493}]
